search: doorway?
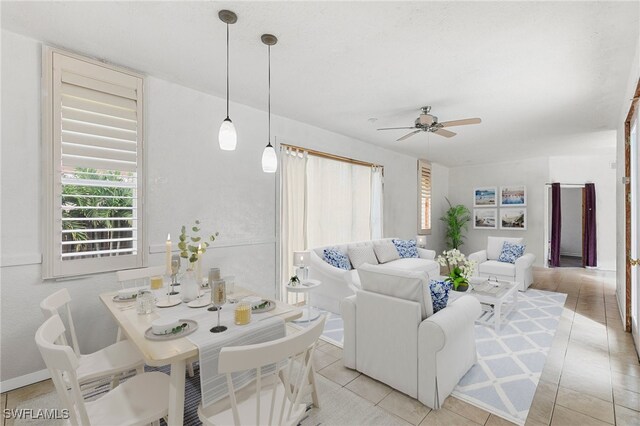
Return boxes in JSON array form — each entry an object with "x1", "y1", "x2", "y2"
[{"x1": 559, "y1": 187, "x2": 584, "y2": 267}]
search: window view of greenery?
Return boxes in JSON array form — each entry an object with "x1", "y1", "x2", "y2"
[{"x1": 61, "y1": 167, "x2": 136, "y2": 260}]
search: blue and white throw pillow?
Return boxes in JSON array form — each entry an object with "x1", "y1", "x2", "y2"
[
  {"x1": 429, "y1": 280, "x2": 452, "y2": 313},
  {"x1": 323, "y1": 247, "x2": 352, "y2": 270},
  {"x1": 392, "y1": 239, "x2": 419, "y2": 258},
  {"x1": 498, "y1": 242, "x2": 526, "y2": 264}
]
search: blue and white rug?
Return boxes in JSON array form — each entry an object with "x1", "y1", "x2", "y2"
[{"x1": 451, "y1": 289, "x2": 567, "y2": 425}]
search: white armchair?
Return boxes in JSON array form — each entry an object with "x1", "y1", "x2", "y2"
[
  {"x1": 468, "y1": 236, "x2": 535, "y2": 292},
  {"x1": 341, "y1": 264, "x2": 481, "y2": 409}
]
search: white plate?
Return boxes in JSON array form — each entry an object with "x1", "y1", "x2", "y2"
[
  {"x1": 156, "y1": 297, "x2": 182, "y2": 308},
  {"x1": 252, "y1": 300, "x2": 276, "y2": 314},
  {"x1": 187, "y1": 297, "x2": 211, "y2": 308},
  {"x1": 112, "y1": 294, "x2": 137, "y2": 303},
  {"x1": 144, "y1": 319, "x2": 198, "y2": 341}
]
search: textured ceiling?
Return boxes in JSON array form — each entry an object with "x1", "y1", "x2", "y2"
[{"x1": 2, "y1": 1, "x2": 638, "y2": 166}]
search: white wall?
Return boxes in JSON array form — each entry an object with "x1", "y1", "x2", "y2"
[
  {"x1": 560, "y1": 188, "x2": 582, "y2": 257},
  {"x1": 448, "y1": 157, "x2": 549, "y2": 265},
  {"x1": 549, "y1": 154, "x2": 617, "y2": 270},
  {"x1": 0, "y1": 30, "x2": 433, "y2": 383}
]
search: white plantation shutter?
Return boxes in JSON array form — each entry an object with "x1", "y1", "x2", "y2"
[
  {"x1": 43, "y1": 48, "x2": 145, "y2": 278},
  {"x1": 418, "y1": 160, "x2": 432, "y2": 234}
]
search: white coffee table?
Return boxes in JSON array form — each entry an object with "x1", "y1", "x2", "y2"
[
  {"x1": 286, "y1": 279, "x2": 321, "y2": 323},
  {"x1": 448, "y1": 278, "x2": 518, "y2": 331}
]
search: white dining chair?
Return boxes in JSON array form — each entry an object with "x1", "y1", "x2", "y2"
[
  {"x1": 116, "y1": 266, "x2": 197, "y2": 378},
  {"x1": 40, "y1": 288, "x2": 145, "y2": 386},
  {"x1": 36, "y1": 314, "x2": 170, "y2": 426},
  {"x1": 197, "y1": 315, "x2": 326, "y2": 426}
]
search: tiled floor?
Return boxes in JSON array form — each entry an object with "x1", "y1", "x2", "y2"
[{"x1": 2, "y1": 267, "x2": 638, "y2": 425}]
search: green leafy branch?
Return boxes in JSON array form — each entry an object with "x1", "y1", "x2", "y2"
[{"x1": 178, "y1": 220, "x2": 219, "y2": 264}]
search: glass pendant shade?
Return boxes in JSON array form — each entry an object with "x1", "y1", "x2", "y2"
[
  {"x1": 218, "y1": 118, "x2": 237, "y2": 151},
  {"x1": 262, "y1": 144, "x2": 277, "y2": 173}
]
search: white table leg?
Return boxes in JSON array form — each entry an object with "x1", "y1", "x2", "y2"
[
  {"x1": 494, "y1": 302, "x2": 502, "y2": 332},
  {"x1": 307, "y1": 291, "x2": 312, "y2": 324},
  {"x1": 168, "y1": 359, "x2": 186, "y2": 426}
]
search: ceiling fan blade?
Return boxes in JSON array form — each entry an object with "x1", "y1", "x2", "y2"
[
  {"x1": 439, "y1": 118, "x2": 482, "y2": 127},
  {"x1": 418, "y1": 114, "x2": 434, "y2": 126},
  {"x1": 433, "y1": 128, "x2": 456, "y2": 138},
  {"x1": 397, "y1": 130, "x2": 421, "y2": 141},
  {"x1": 377, "y1": 126, "x2": 416, "y2": 131}
]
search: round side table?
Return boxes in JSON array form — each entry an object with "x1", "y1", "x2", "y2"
[{"x1": 286, "y1": 279, "x2": 322, "y2": 323}]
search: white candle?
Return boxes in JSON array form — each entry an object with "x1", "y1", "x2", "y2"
[
  {"x1": 165, "y1": 234, "x2": 172, "y2": 276},
  {"x1": 196, "y1": 244, "x2": 203, "y2": 286}
]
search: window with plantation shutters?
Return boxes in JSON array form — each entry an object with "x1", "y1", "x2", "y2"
[
  {"x1": 43, "y1": 48, "x2": 145, "y2": 278},
  {"x1": 418, "y1": 160, "x2": 432, "y2": 234}
]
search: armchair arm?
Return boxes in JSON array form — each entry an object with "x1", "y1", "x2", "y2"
[
  {"x1": 417, "y1": 295, "x2": 481, "y2": 409},
  {"x1": 515, "y1": 253, "x2": 536, "y2": 290},
  {"x1": 418, "y1": 296, "x2": 481, "y2": 352},
  {"x1": 417, "y1": 248, "x2": 436, "y2": 260},
  {"x1": 467, "y1": 250, "x2": 487, "y2": 276}
]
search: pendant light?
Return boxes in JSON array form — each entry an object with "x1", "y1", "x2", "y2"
[
  {"x1": 261, "y1": 34, "x2": 278, "y2": 173},
  {"x1": 218, "y1": 10, "x2": 237, "y2": 151}
]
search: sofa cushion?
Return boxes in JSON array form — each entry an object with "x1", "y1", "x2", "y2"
[
  {"x1": 429, "y1": 280, "x2": 452, "y2": 313},
  {"x1": 358, "y1": 264, "x2": 433, "y2": 319},
  {"x1": 392, "y1": 239, "x2": 419, "y2": 258},
  {"x1": 323, "y1": 247, "x2": 352, "y2": 270},
  {"x1": 498, "y1": 241, "x2": 526, "y2": 264},
  {"x1": 385, "y1": 258, "x2": 439, "y2": 277},
  {"x1": 478, "y1": 260, "x2": 516, "y2": 277},
  {"x1": 373, "y1": 242, "x2": 401, "y2": 263},
  {"x1": 487, "y1": 237, "x2": 524, "y2": 260},
  {"x1": 348, "y1": 246, "x2": 379, "y2": 269}
]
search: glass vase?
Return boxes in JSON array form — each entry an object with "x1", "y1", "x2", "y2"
[{"x1": 180, "y1": 268, "x2": 199, "y2": 302}]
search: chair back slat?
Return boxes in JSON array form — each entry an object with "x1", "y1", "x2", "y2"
[
  {"x1": 40, "y1": 289, "x2": 80, "y2": 355},
  {"x1": 35, "y1": 315, "x2": 90, "y2": 425},
  {"x1": 219, "y1": 316, "x2": 326, "y2": 425}
]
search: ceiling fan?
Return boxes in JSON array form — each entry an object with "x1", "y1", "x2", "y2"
[{"x1": 377, "y1": 106, "x2": 481, "y2": 141}]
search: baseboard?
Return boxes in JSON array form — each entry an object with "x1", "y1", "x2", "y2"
[{"x1": 0, "y1": 369, "x2": 50, "y2": 393}]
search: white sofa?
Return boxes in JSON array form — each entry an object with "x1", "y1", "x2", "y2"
[
  {"x1": 468, "y1": 236, "x2": 536, "y2": 292},
  {"x1": 308, "y1": 238, "x2": 439, "y2": 313},
  {"x1": 341, "y1": 264, "x2": 481, "y2": 409}
]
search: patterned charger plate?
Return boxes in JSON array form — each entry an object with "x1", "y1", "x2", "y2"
[{"x1": 144, "y1": 319, "x2": 198, "y2": 341}]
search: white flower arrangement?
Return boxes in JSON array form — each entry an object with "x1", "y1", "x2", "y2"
[{"x1": 436, "y1": 249, "x2": 478, "y2": 290}]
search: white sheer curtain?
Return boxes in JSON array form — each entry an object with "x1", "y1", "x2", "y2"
[
  {"x1": 306, "y1": 156, "x2": 371, "y2": 248},
  {"x1": 280, "y1": 148, "x2": 307, "y2": 288},
  {"x1": 370, "y1": 166, "x2": 384, "y2": 240}
]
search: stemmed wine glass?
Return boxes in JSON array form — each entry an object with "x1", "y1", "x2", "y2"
[{"x1": 210, "y1": 279, "x2": 227, "y2": 333}]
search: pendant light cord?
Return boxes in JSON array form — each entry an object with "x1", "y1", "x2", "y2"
[
  {"x1": 226, "y1": 22, "x2": 230, "y2": 119},
  {"x1": 268, "y1": 45, "x2": 272, "y2": 147}
]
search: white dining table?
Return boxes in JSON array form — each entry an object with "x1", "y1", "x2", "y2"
[{"x1": 100, "y1": 287, "x2": 302, "y2": 426}]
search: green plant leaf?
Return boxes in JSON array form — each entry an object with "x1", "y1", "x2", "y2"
[
  {"x1": 188, "y1": 245, "x2": 198, "y2": 253},
  {"x1": 210, "y1": 235, "x2": 216, "y2": 241},
  {"x1": 192, "y1": 226, "x2": 200, "y2": 232},
  {"x1": 181, "y1": 225, "x2": 186, "y2": 234},
  {"x1": 190, "y1": 236, "x2": 201, "y2": 242},
  {"x1": 178, "y1": 241, "x2": 187, "y2": 250},
  {"x1": 195, "y1": 220, "x2": 200, "y2": 224}
]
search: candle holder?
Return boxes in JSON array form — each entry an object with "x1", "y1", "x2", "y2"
[{"x1": 168, "y1": 254, "x2": 181, "y2": 296}]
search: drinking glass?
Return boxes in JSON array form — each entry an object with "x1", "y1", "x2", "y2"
[
  {"x1": 169, "y1": 255, "x2": 181, "y2": 295},
  {"x1": 136, "y1": 290, "x2": 155, "y2": 314},
  {"x1": 210, "y1": 279, "x2": 227, "y2": 333}
]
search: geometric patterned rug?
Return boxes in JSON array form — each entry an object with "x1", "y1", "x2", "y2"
[{"x1": 452, "y1": 289, "x2": 567, "y2": 425}]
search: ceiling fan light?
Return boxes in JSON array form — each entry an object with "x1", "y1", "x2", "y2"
[
  {"x1": 262, "y1": 143, "x2": 277, "y2": 173},
  {"x1": 218, "y1": 118, "x2": 237, "y2": 151}
]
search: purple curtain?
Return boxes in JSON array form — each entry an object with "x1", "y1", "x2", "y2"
[
  {"x1": 583, "y1": 183, "x2": 597, "y2": 267},
  {"x1": 550, "y1": 183, "x2": 562, "y2": 267}
]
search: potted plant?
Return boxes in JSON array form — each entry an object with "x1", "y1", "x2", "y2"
[
  {"x1": 437, "y1": 249, "x2": 477, "y2": 292},
  {"x1": 288, "y1": 275, "x2": 300, "y2": 287},
  {"x1": 440, "y1": 198, "x2": 471, "y2": 249}
]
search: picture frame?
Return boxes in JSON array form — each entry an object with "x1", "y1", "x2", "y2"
[
  {"x1": 500, "y1": 208, "x2": 527, "y2": 230},
  {"x1": 473, "y1": 186, "x2": 497, "y2": 207},
  {"x1": 473, "y1": 209, "x2": 497, "y2": 229},
  {"x1": 500, "y1": 185, "x2": 527, "y2": 206}
]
